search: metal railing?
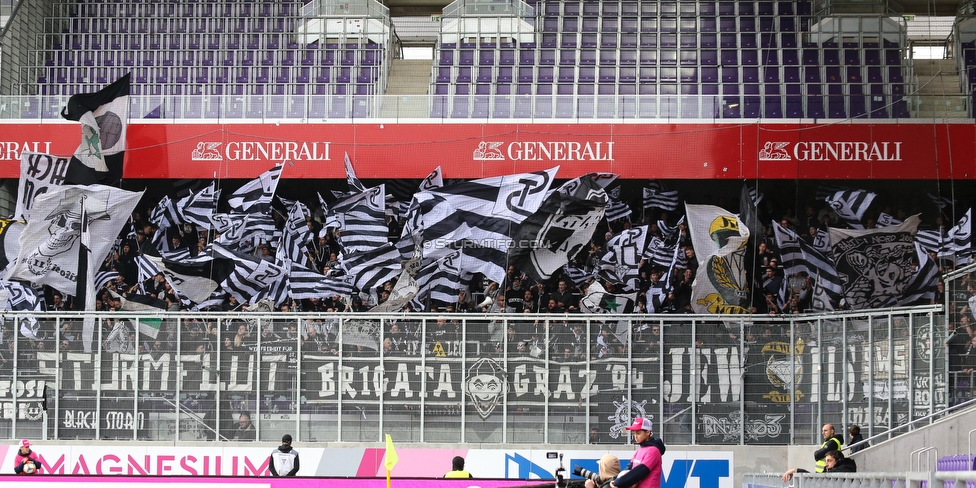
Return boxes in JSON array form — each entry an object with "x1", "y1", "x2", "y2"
[
  {"x1": 3, "y1": 93, "x2": 970, "y2": 121},
  {"x1": 0, "y1": 306, "x2": 946, "y2": 445}
]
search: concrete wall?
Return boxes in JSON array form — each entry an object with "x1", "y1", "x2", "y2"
[{"x1": 851, "y1": 403, "x2": 976, "y2": 472}]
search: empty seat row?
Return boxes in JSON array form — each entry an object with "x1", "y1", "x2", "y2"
[
  {"x1": 541, "y1": 15, "x2": 811, "y2": 34},
  {"x1": 539, "y1": 0, "x2": 811, "y2": 18},
  {"x1": 53, "y1": 32, "x2": 296, "y2": 51},
  {"x1": 45, "y1": 42, "x2": 384, "y2": 71},
  {"x1": 62, "y1": 15, "x2": 288, "y2": 35},
  {"x1": 430, "y1": 92, "x2": 908, "y2": 120},
  {"x1": 65, "y1": 1, "x2": 295, "y2": 20},
  {"x1": 37, "y1": 64, "x2": 379, "y2": 87}
]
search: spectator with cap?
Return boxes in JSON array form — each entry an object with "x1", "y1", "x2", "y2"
[
  {"x1": 611, "y1": 418, "x2": 665, "y2": 488},
  {"x1": 13, "y1": 439, "x2": 42, "y2": 474},
  {"x1": 269, "y1": 434, "x2": 300, "y2": 476}
]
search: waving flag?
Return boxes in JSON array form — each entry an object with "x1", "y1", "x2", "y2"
[
  {"x1": 599, "y1": 225, "x2": 649, "y2": 291},
  {"x1": 0, "y1": 281, "x2": 43, "y2": 339},
  {"x1": 829, "y1": 215, "x2": 920, "y2": 310},
  {"x1": 61, "y1": 74, "x2": 130, "y2": 185},
  {"x1": 825, "y1": 189, "x2": 876, "y2": 229},
  {"x1": 179, "y1": 182, "x2": 220, "y2": 229},
  {"x1": 9, "y1": 184, "x2": 143, "y2": 298},
  {"x1": 772, "y1": 222, "x2": 843, "y2": 309},
  {"x1": 508, "y1": 174, "x2": 609, "y2": 283},
  {"x1": 404, "y1": 168, "x2": 559, "y2": 283},
  {"x1": 279, "y1": 201, "x2": 312, "y2": 266},
  {"x1": 642, "y1": 183, "x2": 680, "y2": 211},
  {"x1": 686, "y1": 204, "x2": 751, "y2": 314},
  {"x1": 331, "y1": 185, "x2": 388, "y2": 253},
  {"x1": 227, "y1": 165, "x2": 282, "y2": 213},
  {"x1": 343, "y1": 152, "x2": 366, "y2": 193}
]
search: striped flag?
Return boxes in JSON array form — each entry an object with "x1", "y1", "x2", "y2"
[
  {"x1": 207, "y1": 243, "x2": 284, "y2": 303},
  {"x1": 605, "y1": 186, "x2": 632, "y2": 222},
  {"x1": 279, "y1": 201, "x2": 312, "y2": 266},
  {"x1": 406, "y1": 168, "x2": 559, "y2": 284},
  {"x1": 642, "y1": 185, "x2": 680, "y2": 211},
  {"x1": 415, "y1": 250, "x2": 463, "y2": 305},
  {"x1": 342, "y1": 243, "x2": 401, "y2": 294},
  {"x1": 562, "y1": 264, "x2": 590, "y2": 287},
  {"x1": 343, "y1": 152, "x2": 366, "y2": 193},
  {"x1": 61, "y1": 74, "x2": 130, "y2": 185},
  {"x1": 419, "y1": 166, "x2": 444, "y2": 191},
  {"x1": 332, "y1": 185, "x2": 389, "y2": 254},
  {"x1": 179, "y1": 182, "x2": 220, "y2": 229},
  {"x1": 915, "y1": 229, "x2": 946, "y2": 254},
  {"x1": 150, "y1": 195, "x2": 182, "y2": 229},
  {"x1": 94, "y1": 270, "x2": 119, "y2": 291},
  {"x1": 0, "y1": 280, "x2": 43, "y2": 339},
  {"x1": 895, "y1": 242, "x2": 941, "y2": 306},
  {"x1": 227, "y1": 165, "x2": 282, "y2": 214},
  {"x1": 944, "y1": 208, "x2": 972, "y2": 265},
  {"x1": 825, "y1": 189, "x2": 876, "y2": 229},
  {"x1": 772, "y1": 221, "x2": 844, "y2": 309},
  {"x1": 151, "y1": 254, "x2": 234, "y2": 304}
]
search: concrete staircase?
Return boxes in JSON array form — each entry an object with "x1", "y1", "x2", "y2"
[
  {"x1": 379, "y1": 59, "x2": 432, "y2": 118},
  {"x1": 912, "y1": 58, "x2": 970, "y2": 118}
]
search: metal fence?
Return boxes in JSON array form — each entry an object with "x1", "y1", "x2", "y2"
[{"x1": 0, "y1": 306, "x2": 945, "y2": 444}]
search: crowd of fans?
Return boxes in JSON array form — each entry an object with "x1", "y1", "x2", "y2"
[{"x1": 0, "y1": 188, "x2": 969, "y2": 382}]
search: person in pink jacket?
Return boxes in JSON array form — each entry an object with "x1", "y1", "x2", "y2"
[
  {"x1": 611, "y1": 418, "x2": 663, "y2": 488},
  {"x1": 13, "y1": 439, "x2": 42, "y2": 475}
]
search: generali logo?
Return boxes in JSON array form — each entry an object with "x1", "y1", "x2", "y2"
[
  {"x1": 474, "y1": 140, "x2": 614, "y2": 161},
  {"x1": 191, "y1": 141, "x2": 332, "y2": 161},
  {"x1": 759, "y1": 141, "x2": 903, "y2": 162}
]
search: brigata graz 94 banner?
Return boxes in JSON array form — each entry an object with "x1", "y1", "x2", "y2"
[{"x1": 1, "y1": 122, "x2": 974, "y2": 179}]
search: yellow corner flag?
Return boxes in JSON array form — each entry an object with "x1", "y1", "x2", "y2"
[{"x1": 385, "y1": 433, "x2": 399, "y2": 488}]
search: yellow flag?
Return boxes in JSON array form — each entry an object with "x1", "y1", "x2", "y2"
[{"x1": 384, "y1": 433, "x2": 399, "y2": 471}]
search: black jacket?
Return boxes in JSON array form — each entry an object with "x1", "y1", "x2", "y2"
[
  {"x1": 849, "y1": 433, "x2": 869, "y2": 454},
  {"x1": 829, "y1": 458, "x2": 857, "y2": 473},
  {"x1": 814, "y1": 434, "x2": 844, "y2": 461}
]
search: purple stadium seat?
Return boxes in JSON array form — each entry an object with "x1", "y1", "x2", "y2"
[
  {"x1": 518, "y1": 66, "x2": 533, "y2": 83},
  {"x1": 497, "y1": 66, "x2": 513, "y2": 83},
  {"x1": 579, "y1": 66, "x2": 595, "y2": 83},
  {"x1": 499, "y1": 49, "x2": 515, "y2": 65}
]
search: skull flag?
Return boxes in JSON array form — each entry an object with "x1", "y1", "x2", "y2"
[{"x1": 8, "y1": 184, "x2": 144, "y2": 296}]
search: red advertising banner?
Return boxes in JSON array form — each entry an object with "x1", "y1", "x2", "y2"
[{"x1": 1, "y1": 121, "x2": 973, "y2": 180}]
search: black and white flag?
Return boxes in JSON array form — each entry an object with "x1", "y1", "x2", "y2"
[
  {"x1": 16, "y1": 152, "x2": 70, "y2": 222},
  {"x1": 179, "y1": 182, "x2": 220, "y2": 229},
  {"x1": 642, "y1": 184, "x2": 680, "y2": 211},
  {"x1": 150, "y1": 195, "x2": 182, "y2": 229},
  {"x1": 9, "y1": 184, "x2": 143, "y2": 297},
  {"x1": 61, "y1": 73, "x2": 130, "y2": 185},
  {"x1": 927, "y1": 192, "x2": 954, "y2": 210},
  {"x1": 404, "y1": 168, "x2": 558, "y2": 283},
  {"x1": 895, "y1": 242, "x2": 940, "y2": 307},
  {"x1": 825, "y1": 189, "x2": 876, "y2": 229},
  {"x1": 772, "y1": 221, "x2": 844, "y2": 309},
  {"x1": 151, "y1": 254, "x2": 235, "y2": 304},
  {"x1": 279, "y1": 200, "x2": 312, "y2": 266},
  {"x1": 206, "y1": 243, "x2": 284, "y2": 303},
  {"x1": 343, "y1": 152, "x2": 366, "y2": 193},
  {"x1": 227, "y1": 165, "x2": 282, "y2": 214},
  {"x1": 415, "y1": 250, "x2": 463, "y2": 305},
  {"x1": 943, "y1": 208, "x2": 972, "y2": 265},
  {"x1": 829, "y1": 214, "x2": 920, "y2": 310},
  {"x1": 508, "y1": 173, "x2": 609, "y2": 283},
  {"x1": 599, "y1": 225, "x2": 649, "y2": 291},
  {"x1": 605, "y1": 186, "x2": 632, "y2": 222},
  {"x1": 0, "y1": 280, "x2": 43, "y2": 339},
  {"x1": 420, "y1": 166, "x2": 444, "y2": 191},
  {"x1": 341, "y1": 242, "x2": 401, "y2": 294},
  {"x1": 876, "y1": 212, "x2": 903, "y2": 227},
  {"x1": 331, "y1": 185, "x2": 388, "y2": 253}
]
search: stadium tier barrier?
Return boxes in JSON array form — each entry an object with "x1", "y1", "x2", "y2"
[{"x1": 0, "y1": 306, "x2": 950, "y2": 445}]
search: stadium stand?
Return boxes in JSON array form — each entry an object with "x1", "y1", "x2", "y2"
[{"x1": 14, "y1": 0, "x2": 927, "y2": 120}]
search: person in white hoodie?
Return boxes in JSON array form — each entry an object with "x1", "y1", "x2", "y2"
[{"x1": 269, "y1": 434, "x2": 299, "y2": 477}]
